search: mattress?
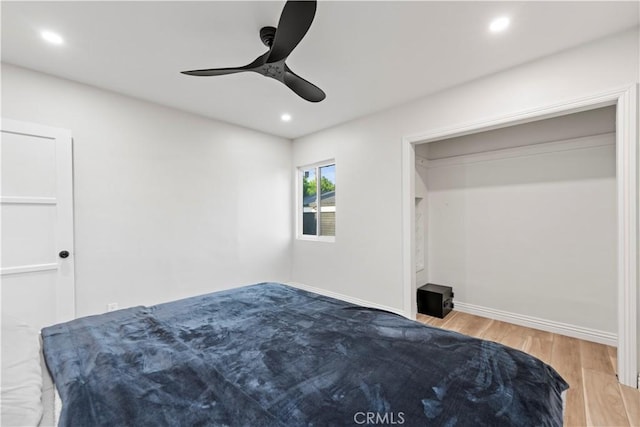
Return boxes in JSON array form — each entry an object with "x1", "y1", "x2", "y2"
[
  {"x1": 38, "y1": 348, "x2": 59, "y2": 427},
  {"x1": 42, "y1": 283, "x2": 568, "y2": 426}
]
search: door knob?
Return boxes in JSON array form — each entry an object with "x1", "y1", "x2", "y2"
[{"x1": 59, "y1": 250, "x2": 70, "y2": 259}]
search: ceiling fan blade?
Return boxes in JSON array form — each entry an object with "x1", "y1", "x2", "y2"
[
  {"x1": 181, "y1": 52, "x2": 270, "y2": 77},
  {"x1": 283, "y1": 65, "x2": 325, "y2": 102},
  {"x1": 181, "y1": 67, "x2": 248, "y2": 77},
  {"x1": 268, "y1": 1, "x2": 317, "y2": 63}
]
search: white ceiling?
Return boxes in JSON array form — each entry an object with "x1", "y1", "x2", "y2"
[{"x1": 2, "y1": 1, "x2": 638, "y2": 139}]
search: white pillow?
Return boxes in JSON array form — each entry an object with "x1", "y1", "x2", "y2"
[{"x1": 1, "y1": 315, "x2": 43, "y2": 427}]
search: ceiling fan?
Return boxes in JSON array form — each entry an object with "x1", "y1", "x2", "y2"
[{"x1": 181, "y1": 1, "x2": 326, "y2": 103}]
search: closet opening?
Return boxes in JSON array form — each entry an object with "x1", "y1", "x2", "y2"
[{"x1": 401, "y1": 86, "x2": 638, "y2": 388}]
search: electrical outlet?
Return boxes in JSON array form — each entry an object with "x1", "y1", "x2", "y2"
[{"x1": 107, "y1": 303, "x2": 119, "y2": 312}]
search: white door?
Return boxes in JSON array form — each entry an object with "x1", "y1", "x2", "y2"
[{"x1": 1, "y1": 119, "x2": 75, "y2": 330}]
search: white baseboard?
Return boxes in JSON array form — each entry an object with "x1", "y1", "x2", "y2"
[
  {"x1": 285, "y1": 282, "x2": 407, "y2": 317},
  {"x1": 283, "y1": 283, "x2": 617, "y2": 347},
  {"x1": 454, "y1": 301, "x2": 617, "y2": 347}
]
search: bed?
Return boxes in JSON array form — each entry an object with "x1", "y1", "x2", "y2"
[{"x1": 38, "y1": 282, "x2": 568, "y2": 426}]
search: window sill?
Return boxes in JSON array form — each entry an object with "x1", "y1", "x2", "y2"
[{"x1": 296, "y1": 235, "x2": 335, "y2": 243}]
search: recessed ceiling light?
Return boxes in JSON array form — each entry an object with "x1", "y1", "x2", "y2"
[
  {"x1": 489, "y1": 16, "x2": 510, "y2": 33},
  {"x1": 41, "y1": 30, "x2": 64, "y2": 45},
  {"x1": 281, "y1": 113, "x2": 292, "y2": 122}
]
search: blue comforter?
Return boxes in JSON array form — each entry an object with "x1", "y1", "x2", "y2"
[{"x1": 42, "y1": 283, "x2": 568, "y2": 426}]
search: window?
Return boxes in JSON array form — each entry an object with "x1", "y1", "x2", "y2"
[{"x1": 299, "y1": 161, "x2": 336, "y2": 240}]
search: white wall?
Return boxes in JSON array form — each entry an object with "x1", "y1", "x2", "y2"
[
  {"x1": 291, "y1": 29, "x2": 638, "y2": 326},
  {"x1": 1, "y1": 63, "x2": 292, "y2": 317}
]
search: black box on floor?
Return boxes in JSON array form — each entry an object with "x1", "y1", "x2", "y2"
[{"x1": 417, "y1": 283, "x2": 453, "y2": 318}]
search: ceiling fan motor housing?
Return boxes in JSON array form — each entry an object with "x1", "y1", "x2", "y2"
[{"x1": 259, "y1": 61, "x2": 285, "y2": 80}]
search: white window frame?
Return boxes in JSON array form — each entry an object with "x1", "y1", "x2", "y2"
[{"x1": 296, "y1": 159, "x2": 336, "y2": 242}]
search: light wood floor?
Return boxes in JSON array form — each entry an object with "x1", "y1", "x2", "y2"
[{"x1": 416, "y1": 311, "x2": 640, "y2": 427}]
